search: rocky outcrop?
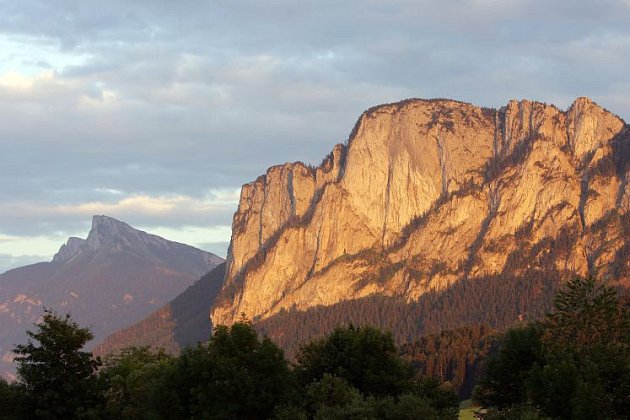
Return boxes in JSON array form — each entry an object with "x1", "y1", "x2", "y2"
[
  {"x1": 213, "y1": 97, "x2": 630, "y2": 327},
  {"x1": 52, "y1": 237, "x2": 86, "y2": 263}
]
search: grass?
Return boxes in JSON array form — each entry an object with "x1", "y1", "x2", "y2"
[{"x1": 459, "y1": 399, "x2": 478, "y2": 420}]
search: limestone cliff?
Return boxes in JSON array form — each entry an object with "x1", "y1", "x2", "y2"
[{"x1": 213, "y1": 97, "x2": 630, "y2": 326}]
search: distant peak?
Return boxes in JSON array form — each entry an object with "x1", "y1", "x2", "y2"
[
  {"x1": 91, "y1": 215, "x2": 130, "y2": 229},
  {"x1": 86, "y1": 215, "x2": 140, "y2": 250}
]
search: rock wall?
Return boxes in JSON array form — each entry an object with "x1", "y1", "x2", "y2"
[{"x1": 213, "y1": 97, "x2": 629, "y2": 326}]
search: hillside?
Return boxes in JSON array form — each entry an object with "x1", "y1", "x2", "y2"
[
  {"x1": 0, "y1": 215, "x2": 223, "y2": 379},
  {"x1": 93, "y1": 262, "x2": 226, "y2": 356}
]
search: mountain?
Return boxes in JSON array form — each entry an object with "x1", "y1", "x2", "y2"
[
  {"x1": 212, "y1": 97, "x2": 630, "y2": 335},
  {"x1": 0, "y1": 215, "x2": 223, "y2": 379},
  {"x1": 93, "y1": 262, "x2": 226, "y2": 356}
]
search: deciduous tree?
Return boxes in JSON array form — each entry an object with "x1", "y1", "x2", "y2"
[{"x1": 13, "y1": 308, "x2": 101, "y2": 419}]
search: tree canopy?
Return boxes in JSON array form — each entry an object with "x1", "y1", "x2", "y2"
[
  {"x1": 474, "y1": 277, "x2": 630, "y2": 419},
  {"x1": 12, "y1": 308, "x2": 102, "y2": 419}
]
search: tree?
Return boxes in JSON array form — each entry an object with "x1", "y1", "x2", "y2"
[
  {"x1": 0, "y1": 377, "x2": 28, "y2": 419},
  {"x1": 474, "y1": 277, "x2": 630, "y2": 418},
  {"x1": 298, "y1": 374, "x2": 445, "y2": 420},
  {"x1": 155, "y1": 320, "x2": 296, "y2": 419},
  {"x1": 13, "y1": 308, "x2": 101, "y2": 419},
  {"x1": 295, "y1": 325, "x2": 413, "y2": 397},
  {"x1": 98, "y1": 347, "x2": 175, "y2": 419},
  {"x1": 472, "y1": 324, "x2": 543, "y2": 408},
  {"x1": 529, "y1": 277, "x2": 630, "y2": 418},
  {"x1": 294, "y1": 325, "x2": 458, "y2": 419}
]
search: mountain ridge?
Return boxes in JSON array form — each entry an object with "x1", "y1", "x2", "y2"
[
  {"x1": 0, "y1": 216, "x2": 223, "y2": 379},
  {"x1": 212, "y1": 96, "x2": 630, "y2": 327}
]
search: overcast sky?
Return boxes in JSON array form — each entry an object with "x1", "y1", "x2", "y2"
[{"x1": 1, "y1": 0, "x2": 629, "y2": 273}]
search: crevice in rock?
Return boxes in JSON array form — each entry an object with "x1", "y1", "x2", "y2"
[
  {"x1": 337, "y1": 144, "x2": 348, "y2": 181},
  {"x1": 307, "y1": 223, "x2": 323, "y2": 279},
  {"x1": 258, "y1": 177, "x2": 269, "y2": 247},
  {"x1": 492, "y1": 111, "x2": 500, "y2": 162},
  {"x1": 528, "y1": 102, "x2": 533, "y2": 136},
  {"x1": 616, "y1": 172, "x2": 628, "y2": 209},
  {"x1": 381, "y1": 160, "x2": 393, "y2": 248},
  {"x1": 462, "y1": 189, "x2": 500, "y2": 280},
  {"x1": 436, "y1": 128, "x2": 448, "y2": 197},
  {"x1": 613, "y1": 127, "x2": 630, "y2": 207},
  {"x1": 578, "y1": 173, "x2": 589, "y2": 230},
  {"x1": 287, "y1": 169, "x2": 296, "y2": 216}
]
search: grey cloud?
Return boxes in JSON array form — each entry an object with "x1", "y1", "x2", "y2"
[
  {"x1": 0, "y1": 193, "x2": 237, "y2": 237},
  {"x1": 0, "y1": 0, "x2": 628, "y2": 247}
]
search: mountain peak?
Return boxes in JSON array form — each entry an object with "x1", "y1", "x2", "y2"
[
  {"x1": 91, "y1": 214, "x2": 132, "y2": 231},
  {"x1": 86, "y1": 215, "x2": 142, "y2": 250},
  {"x1": 566, "y1": 96, "x2": 626, "y2": 160},
  {"x1": 51, "y1": 215, "x2": 133, "y2": 262}
]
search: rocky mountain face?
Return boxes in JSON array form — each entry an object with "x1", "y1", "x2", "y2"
[
  {"x1": 212, "y1": 97, "x2": 630, "y2": 328},
  {"x1": 0, "y1": 216, "x2": 223, "y2": 379},
  {"x1": 93, "y1": 262, "x2": 226, "y2": 356}
]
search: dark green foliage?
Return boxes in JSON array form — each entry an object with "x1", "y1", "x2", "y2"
[
  {"x1": 305, "y1": 374, "x2": 364, "y2": 413},
  {"x1": 4, "y1": 312, "x2": 460, "y2": 419},
  {"x1": 97, "y1": 321, "x2": 298, "y2": 419},
  {"x1": 12, "y1": 308, "x2": 102, "y2": 419},
  {"x1": 293, "y1": 325, "x2": 459, "y2": 419},
  {"x1": 472, "y1": 324, "x2": 543, "y2": 408},
  {"x1": 0, "y1": 378, "x2": 28, "y2": 419},
  {"x1": 411, "y1": 377, "x2": 459, "y2": 419},
  {"x1": 529, "y1": 277, "x2": 630, "y2": 418},
  {"x1": 162, "y1": 320, "x2": 297, "y2": 419},
  {"x1": 98, "y1": 347, "x2": 175, "y2": 419},
  {"x1": 474, "y1": 277, "x2": 630, "y2": 419},
  {"x1": 189, "y1": 322, "x2": 294, "y2": 419},
  {"x1": 280, "y1": 374, "x2": 454, "y2": 420},
  {"x1": 481, "y1": 404, "x2": 548, "y2": 420},
  {"x1": 295, "y1": 325, "x2": 413, "y2": 397}
]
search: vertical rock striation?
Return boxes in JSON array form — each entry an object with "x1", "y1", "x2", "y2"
[{"x1": 213, "y1": 97, "x2": 629, "y2": 326}]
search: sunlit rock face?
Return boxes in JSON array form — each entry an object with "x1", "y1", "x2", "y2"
[{"x1": 212, "y1": 97, "x2": 629, "y2": 327}]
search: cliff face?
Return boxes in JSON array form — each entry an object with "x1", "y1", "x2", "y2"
[{"x1": 213, "y1": 97, "x2": 630, "y2": 326}]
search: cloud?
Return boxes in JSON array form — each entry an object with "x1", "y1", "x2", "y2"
[
  {"x1": 0, "y1": 0, "x2": 628, "y2": 259},
  {"x1": 0, "y1": 189, "x2": 238, "y2": 236}
]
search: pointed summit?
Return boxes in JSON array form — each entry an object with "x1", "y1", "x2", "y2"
[
  {"x1": 91, "y1": 214, "x2": 130, "y2": 229},
  {"x1": 86, "y1": 215, "x2": 139, "y2": 250}
]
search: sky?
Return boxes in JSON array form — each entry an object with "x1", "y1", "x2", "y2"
[{"x1": 1, "y1": 0, "x2": 629, "y2": 274}]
